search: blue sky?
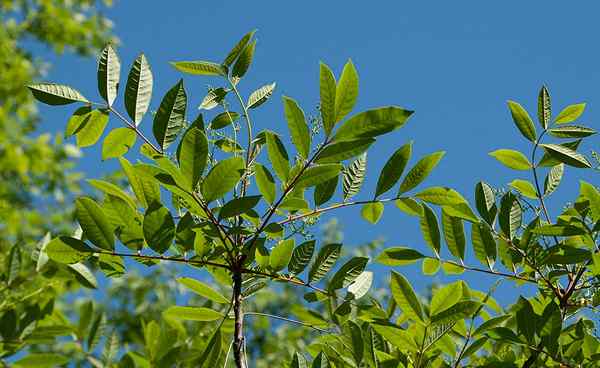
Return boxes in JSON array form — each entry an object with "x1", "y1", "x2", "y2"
[{"x1": 36, "y1": 2, "x2": 599, "y2": 300}]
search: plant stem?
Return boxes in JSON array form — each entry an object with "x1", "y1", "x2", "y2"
[
  {"x1": 107, "y1": 105, "x2": 163, "y2": 154},
  {"x1": 232, "y1": 269, "x2": 246, "y2": 368},
  {"x1": 244, "y1": 312, "x2": 330, "y2": 333}
]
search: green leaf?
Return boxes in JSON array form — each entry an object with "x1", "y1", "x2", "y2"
[
  {"x1": 28, "y1": 83, "x2": 88, "y2": 105},
  {"x1": 232, "y1": 39, "x2": 256, "y2": 79},
  {"x1": 580, "y1": 180, "x2": 600, "y2": 221},
  {"x1": 295, "y1": 164, "x2": 342, "y2": 189},
  {"x1": 390, "y1": 271, "x2": 423, "y2": 322},
  {"x1": 538, "y1": 139, "x2": 582, "y2": 167},
  {"x1": 46, "y1": 236, "x2": 94, "y2": 264},
  {"x1": 441, "y1": 261, "x2": 465, "y2": 275},
  {"x1": 376, "y1": 247, "x2": 425, "y2": 266},
  {"x1": 548, "y1": 125, "x2": 596, "y2": 138},
  {"x1": 314, "y1": 176, "x2": 338, "y2": 206},
  {"x1": 270, "y1": 238, "x2": 295, "y2": 272},
  {"x1": 489, "y1": 149, "x2": 531, "y2": 170},
  {"x1": 219, "y1": 195, "x2": 261, "y2": 219},
  {"x1": 537, "y1": 85, "x2": 551, "y2": 129},
  {"x1": 499, "y1": 193, "x2": 521, "y2": 240},
  {"x1": 509, "y1": 179, "x2": 538, "y2": 199},
  {"x1": 223, "y1": 30, "x2": 256, "y2": 67},
  {"x1": 177, "y1": 277, "x2": 229, "y2": 304},
  {"x1": 347, "y1": 271, "x2": 373, "y2": 299},
  {"x1": 291, "y1": 352, "x2": 309, "y2": 368},
  {"x1": 371, "y1": 322, "x2": 419, "y2": 351},
  {"x1": 143, "y1": 202, "x2": 175, "y2": 254},
  {"x1": 475, "y1": 181, "x2": 497, "y2": 225},
  {"x1": 201, "y1": 157, "x2": 245, "y2": 202},
  {"x1": 288, "y1": 240, "x2": 316, "y2": 275},
  {"x1": 97, "y1": 44, "x2": 120, "y2": 106},
  {"x1": 431, "y1": 301, "x2": 480, "y2": 325},
  {"x1": 471, "y1": 221, "x2": 496, "y2": 268},
  {"x1": 430, "y1": 281, "x2": 462, "y2": 315},
  {"x1": 334, "y1": 59, "x2": 359, "y2": 123},
  {"x1": 125, "y1": 53, "x2": 153, "y2": 125},
  {"x1": 153, "y1": 79, "x2": 187, "y2": 149},
  {"x1": 170, "y1": 60, "x2": 226, "y2": 76},
  {"x1": 544, "y1": 164, "x2": 564, "y2": 196},
  {"x1": 75, "y1": 108, "x2": 110, "y2": 148},
  {"x1": 540, "y1": 143, "x2": 592, "y2": 168},
  {"x1": 68, "y1": 263, "x2": 98, "y2": 289},
  {"x1": 311, "y1": 352, "x2": 330, "y2": 368},
  {"x1": 283, "y1": 96, "x2": 311, "y2": 159},
  {"x1": 473, "y1": 315, "x2": 512, "y2": 336},
  {"x1": 177, "y1": 127, "x2": 209, "y2": 189},
  {"x1": 102, "y1": 127, "x2": 136, "y2": 160},
  {"x1": 333, "y1": 106, "x2": 413, "y2": 141},
  {"x1": 119, "y1": 157, "x2": 161, "y2": 208},
  {"x1": 361, "y1": 202, "x2": 384, "y2": 224},
  {"x1": 507, "y1": 100, "x2": 537, "y2": 142},
  {"x1": 209, "y1": 111, "x2": 240, "y2": 130},
  {"x1": 395, "y1": 197, "x2": 423, "y2": 217},
  {"x1": 13, "y1": 353, "x2": 69, "y2": 368},
  {"x1": 75, "y1": 197, "x2": 114, "y2": 250},
  {"x1": 375, "y1": 142, "x2": 412, "y2": 198},
  {"x1": 398, "y1": 151, "x2": 445, "y2": 194},
  {"x1": 415, "y1": 186, "x2": 467, "y2": 205},
  {"x1": 247, "y1": 82, "x2": 276, "y2": 109},
  {"x1": 422, "y1": 258, "x2": 440, "y2": 275},
  {"x1": 266, "y1": 132, "x2": 290, "y2": 182},
  {"x1": 308, "y1": 243, "x2": 342, "y2": 283},
  {"x1": 315, "y1": 138, "x2": 374, "y2": 164},
  {"x1": 163, "y1": 306, "x2": 223, "y2": 321},
  {"x1": 320, "y1": 62, "x2": 337, "y2": 136},
  {"x1": 65, "y1": 106, "x2": 91, "y2": 136},
  {"x1": 340, "y1": 152, "x2": 367, "y2": 201},
  {"x1": 420, "y1": 203, "x2": 441, "y2": 255},
  {"x1": 555, "y1": 103, "x2": 585, "y2": 124},
  {"x1": 442, "y1": 208, "x2": 466, "y2": 260},
  {"x1": 87, "y1": 178, "x2": 137, "y2": 210},
  {"x1": 329, "y1": 257, "x2": 368, "y2": 290},
  {"x1": 254, "y1": 164, "x2": 276, "y2": 204}
]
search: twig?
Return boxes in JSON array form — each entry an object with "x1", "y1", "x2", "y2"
[{"x1": 245, "y1": 312, "x2": 330, "y2": 333}]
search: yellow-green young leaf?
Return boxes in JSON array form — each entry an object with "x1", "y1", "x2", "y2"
[
  {"x1": 288, "y1": 240, "x2": 316, "y2": 275},
  {"x1": 223, "y1": 30, "x2": 256, "y2": 67},
  {"x1": 375, "y1": 142, "x2": 412, "y2": 198},
  {"x1": 539, "y1": 144, "x2": 591, "y2": 168},
  {"x1": 98, "y1": 44, "x2": 120, "y2": 106},
  {"x1": 544, "y1": 164, "x2": 564, "y2": 196},
  {"x1": 398, "y1": 151, "x2": 445, "y2": 194},
  {"x1": 254, "y1": 164, "x2": 276, "y2": 204},
  {"x1": 320, "y1": 62, "x2": 337, "y2": 135},
  {"x1": 489, "y1": 149, "x2": 531, "y2": 170},
  {"x1": 371, "y1": 322, "x2": 419, "y2": 351},
  {"x1": 247, "y1": 82, "x2": 276, "y2": 109},
  {"x1": 329, "y1": 257, "x2": 368, "y2": 290},
  {"x1": 13, "y1": 353, "x2": 70, "y2": 368},
  {"x1": 283, "y1": 96, "x2": 311, "y2": 159},
  {"x1": 201, "y1": 157, "x2": 245, "y2": 202},
  {"x1": 361, "y1": 202, "x2": 384, "y2": 224},
  {"x1": 170, "y1": 60, "x2": 226, "y2": 76},
  {"x1": 125, "y1": 54, "x2": 153, "y2": 126},
  {"x1": 442, "y1": 261, "x2": 465, "y2": 275},
  {"x1": 232, "y1": 40, "x2": 256, "y2": 79},
  {"x1": 270, "y1": 238, "x2": 295, "y2": 272},
  {"x1": 266, "y1": 132, "x2": 290, "y2": 182},
  {"x1": 376, "y1": 247, "x2": 425, "y2": 266},
  {"x1": 87, "y1": 179, "x2": 137, "y2": 210},
  {"x1": 28, "y1": 83, "x2": 88, "y2": 105},
  {"x1": 555, "y1": 103, "x2": 586, "y2": 124},
  {"x1": 295, "y1": 164, "x2": 342, "y2": 189},
  {"x1": 75, "y1": 108, "x2": 110, "y2": 148},
  {"x1": 104, "y1": 196, "x2": 144, "y2": 251},
  {"x1": 420, "y1": 203, "x2": 441, "y2": 255},
  {"x1": 143, "y1": 202, "x2": 175, "y2": 254},
  {"x1": 548, "y1": 125, "x2": 596, "y2": 138},
  {"x1": 153, "y1": 79, "x2": 187, "y2": 149},
  {"x1": 509, "y1": 179, "x2": 537, "y2": 199},
  {"x1": 580, "y1": 180, "x2": 600, "y2": 221},
  {"x1": 46, "y1": 236, "x2": 94, "y2": 264},
  {"x1": 65, "y1": 106, "x2": 92, "y2": 136},
  {"x1": 431, "y1": 301, "x2": 480, "y2": 325},
  {"x1": 119, "y1": 157, "x2": 161, "y2": 208},
  {"x1": 75, "y1": 197, "x2": 114, "y2": 250},
  {"x1": 415, "y1": 187, "x2": 467, "y2": 206},
  {"x1": 395, "y1": 197, "x2": 423, "y2": 217},
  {"x1": 507, "y1": 100, "x2": 536, "y2": 142},
  {"x1": 308, "y1": 243, "x2": 342, "y2": 283},
  {"x1": 422, "y1": 258, "x2": 440, "y2": 275},
  {"x1": 333, "y1": 106, "x2": 413, "y2": 141},
  {"x1": 537, "y1": 86, "x2": 551, "y2": 129},
  {"x1": 177, "y1": 277, "x2": 229, "y2": 304},
  {"x1": 315, "y1": 138, "x2": 374, "y2": 164},
  {"x1": 390, "y1": 271, "x2": 423, "y2": 322},
  {"x1": 102, "y1": 127, "x2": 136, "y2": 160},
  {"x1": 442, "y1": 208, "x2": 465, "y2": 260},
  {"x1": 163, "y1": 306, "x2": 222, "y2": 321},
  {"x1": 430, "y1": 281, "x2": 462, "y2": 315},
  {"x1": 177, "y1": 127, "x2": 208, "y2": 189},
  {"x1": 335, "y1": 59, "x2": 359, "y2": 123},
  {"x1": 219, "y1": 195, "x2": 261, "y2": 219},
  {"x1": 214, "y1": 138, "x2": 242, "y2": 153},
  {"x1": 209, "y1": 111, "x2": 240, "y2": 130}
]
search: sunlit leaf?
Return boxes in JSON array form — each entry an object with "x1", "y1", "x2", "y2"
[{"x1": 125, "y1": 53, "x2": 153, "y2": 125}]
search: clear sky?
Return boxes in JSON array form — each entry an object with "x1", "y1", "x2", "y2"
[{"x1": 35, "y1": 2, "x2": 599, "y2": 300}]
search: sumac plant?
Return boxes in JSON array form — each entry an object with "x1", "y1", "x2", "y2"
[{"x1": 26, "y1": 31, "x2": 600, "y2": 367}]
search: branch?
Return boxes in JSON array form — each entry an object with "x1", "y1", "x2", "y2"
[
  {"x1": 95, "y1": 249, "x2": 231, "y2": 271},
  {"x1": 244, "y1": 312, "x2": 330, "y2": 333},
  {"x1": 240, "y1": 267, "x2": 331, "y2": 296},
  {"x1": 106, "y1": 105, "x2": 164, "y2": 155}
]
